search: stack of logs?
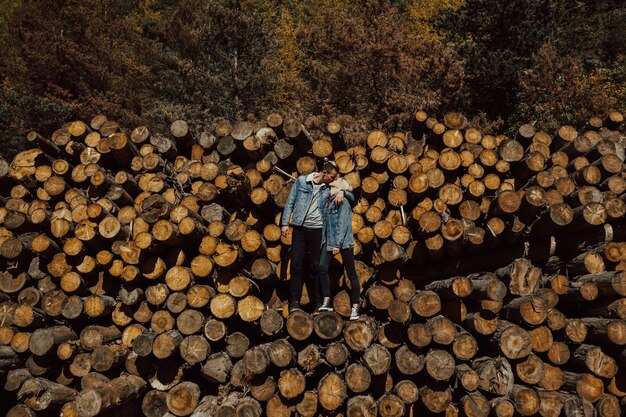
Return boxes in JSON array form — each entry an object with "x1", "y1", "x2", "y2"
[{"x1": 1, "y1": 108, "x2": 626, "y2": 417}]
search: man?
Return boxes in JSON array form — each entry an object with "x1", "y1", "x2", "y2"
[{"x1": 281, "y1": 161, "x2": 343, "y2": 313}]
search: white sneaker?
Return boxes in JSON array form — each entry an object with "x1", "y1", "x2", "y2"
[
  {"x1": 317, "y1": 298, "x2": 333, "y2": 312},
  {"x1": 349, "y1": 306, "x2": 360, "y2": 321}
]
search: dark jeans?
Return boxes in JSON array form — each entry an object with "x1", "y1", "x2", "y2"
[
  {"x1": 289, "y1": 226, "x2": 323, "y2": 305},
  {"x1": 319, "y1": 247, "x2": 360, "y2": 305}
]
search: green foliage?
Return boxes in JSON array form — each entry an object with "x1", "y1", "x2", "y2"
[
  {"x1": 434, "y1": 0, "x2": 626, "y2": 129},
  {"x1": 434, "y1": 0, "x2": 562, "y2": 120},
  {"x1": 136, "y1": 0, "x2": 273, "y2": 126},
  {"x1": 0, "y1": 83, "x2": 73, "y2": 159}
]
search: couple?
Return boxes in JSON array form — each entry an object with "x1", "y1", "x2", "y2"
[{"x1": 280, "y1": 161, "x2": 361, "y2": 321}]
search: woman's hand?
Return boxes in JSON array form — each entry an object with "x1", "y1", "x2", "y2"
[
  {"x1": 334, "y1": 190, "x2": 344, "y2": 204},
  {"x1": 332, "y1": 247, "x2": 340, "y2": 255}
]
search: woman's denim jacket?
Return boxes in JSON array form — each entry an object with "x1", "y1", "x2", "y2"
[
  {"x1": 280, "y1": 173, "x2": 327, "y2": 227},
  {"x1": 321, "y1": 189, "x2": 355, "y2": 251}
]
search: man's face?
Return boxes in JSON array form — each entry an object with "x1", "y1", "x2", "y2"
[{"x1": 321, "y1": 169, "x2": 338, "y2": 184}]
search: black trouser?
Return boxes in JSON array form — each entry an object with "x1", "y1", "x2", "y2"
[
  {"x1": 319, "y1": 247, "x2": 360, "y2": 305},
  {"x1": 289, "y1": 226, "x2": 323, "y2": 305}
]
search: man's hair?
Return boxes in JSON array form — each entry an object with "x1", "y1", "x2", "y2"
[{"x1": 322, "y1": 161, "x2": 338, "y2": 172}]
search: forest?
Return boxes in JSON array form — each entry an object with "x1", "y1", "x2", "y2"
[{"x1": 0, "y1": 0, "x2": 625, "y2": 156}]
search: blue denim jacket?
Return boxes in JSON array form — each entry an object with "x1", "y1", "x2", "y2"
[
  {"x1": 280, "y1": 173, "x2": 327, "y2": 227},
  {"x1": 321, "y1": 189, "x2": 355, "y2": 251}
]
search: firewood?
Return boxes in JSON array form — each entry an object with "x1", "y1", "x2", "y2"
[
  {"x1": 420, "y1": 384, "x2": 452, "y2": 413},
  {"x1": 595, "y1": 394, "x2": 620, "y2": 417},
  {"x1": 3, "y1": 114, "x2": 626, "y2": 415},
  {"x1": 563, "y1": 372, "x2": 605, "y2": 403},
  {"x1": 318, "y1": 372, "x2": 347, "y2": 411},
  {"x1": 74, "y1": 374, "x2": 146, "y2": 417},
  {"x1": 286, "y1": 310, "x2": 314, "y2": 341},
  {"x1": 201, "y1": 352, "x2": 232, "y2": 384},
  {"x1": 165, "y1": 381, "x2": 200, "y2": 416},
  {"x1": 509, "y1": 384, "x2": 540, "y2": 416},
  {"x1": 411, "y1": 290, "x2": 441, "y2": 317},
  {"x1": 141, "y1": 390, "x2": 169, "y2": 417},
  {"x1": 29, "y1": 325, "x2": 77, "y2": 356},
  {"x1": 452, "y1": 331, "x2": 478, "y2": 360},
  {"x1": 346, "y1": 395, "x2": 377, "y2": 417},
  {"x1": 428, "y1": 315, "x2": 456, "y2": 345},
  {"x1": 90, "y1": 344, "x2": 128, "y2": 372},
  {"x1": 377, "y1": 393, "x2": 405, "y2": 417},
  {"x1": 363, "y1": 343, "x2": 391, "y2": 375},
  {"x1": 425, "y1": 349, "x2": 455, "y2": 381},
  {"x1": 344, "y1": 318, "x2": 376, "y2": 351}
]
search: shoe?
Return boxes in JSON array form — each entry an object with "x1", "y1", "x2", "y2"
[
  {"x1": 288, "y1": 302, "x2": 302, "y2": 314},
  {"x1": 349, "y1": 306, "x2": 360, "y2": 321},
  {"x1": 312, "y1": 303, "x2": 321, "y2": 315},
  {"x1": 316, "y1": 298, "x2": 333, "y2": 313}
]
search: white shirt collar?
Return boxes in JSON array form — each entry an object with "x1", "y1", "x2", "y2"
[{"x1": 306, "y1": 172, "x2": 318, "y2": 183}]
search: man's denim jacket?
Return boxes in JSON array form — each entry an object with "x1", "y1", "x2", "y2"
[{"x1": 280, "y1": 173, "x2": 327, "y2": 227}]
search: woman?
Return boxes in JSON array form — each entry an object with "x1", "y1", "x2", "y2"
[{"x1": 317, "y1": 177, "x2": 361, "y2": 320}]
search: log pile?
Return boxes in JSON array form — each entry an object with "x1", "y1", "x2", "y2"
[{"x1": 1, "y1": 108, "x2": 626, "y2": 417}]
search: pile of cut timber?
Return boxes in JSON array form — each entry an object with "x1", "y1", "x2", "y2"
[{"x1": 1, "y1": 109, "x2": 626, "y2": 417}]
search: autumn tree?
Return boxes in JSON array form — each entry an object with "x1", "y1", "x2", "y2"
[
  {"x1": 406, "y1": 0, "x2": 465, "y2": 40},
  {"x1": 261, "y1": 6, "x2": 310, "y2": 113},
  {"x1": 1, "y1": 0, "x2": 149, "y2": 125},
  {"x1": 299, "y1": 0, "x2": 464, "y2": 129},
  {"x1": 516, "y1": 44, "x2": 611, "y2": 131},
  {"x1": 0, "y1": 0, "x2": 71, "y2": 157}
]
